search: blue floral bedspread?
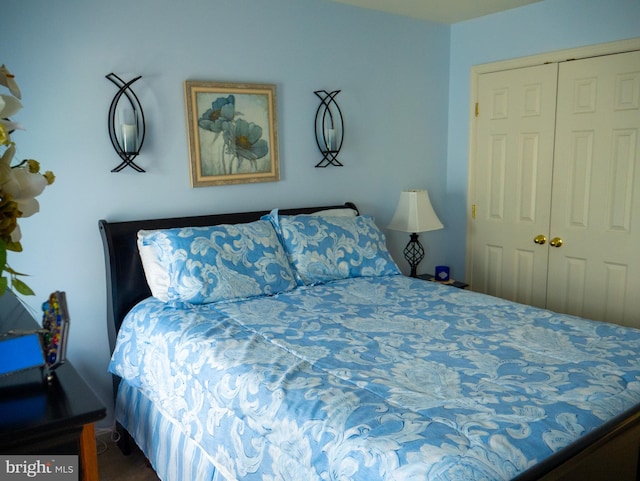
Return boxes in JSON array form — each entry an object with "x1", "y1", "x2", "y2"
[{"x1": 109, "y1": 275, "x2": 640, "y2": 480}]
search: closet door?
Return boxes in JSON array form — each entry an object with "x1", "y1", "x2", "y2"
[
  {"x1": 469, "y1": 64, "x2": 558, "y2": 307},
  {"x1": 546, "y1": 50, "x2": 640, "y2": 327}
]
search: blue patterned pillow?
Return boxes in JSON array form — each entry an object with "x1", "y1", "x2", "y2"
[
  {"x1": 275, "y1": 214, "x2": 400, "y2": 285},
  {"x1": 137, "y1": 220, "x2": 298, "y2": 305}
]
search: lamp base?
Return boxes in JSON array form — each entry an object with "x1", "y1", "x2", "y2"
[{"x1": 403, "y1": 233, "x2": 425, "y2": 277}]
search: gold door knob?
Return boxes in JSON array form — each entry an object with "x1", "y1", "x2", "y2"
[
  {"x1": 550, "y1": 237, "x2": 563, "y2": 247},
  {"x1": 533, "y1": 234, "x2": 547, "y2": 245}
]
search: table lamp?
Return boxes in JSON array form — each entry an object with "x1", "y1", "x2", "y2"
[{"x1": 388, "y1": 189, "x2": 443, "y2": 277}]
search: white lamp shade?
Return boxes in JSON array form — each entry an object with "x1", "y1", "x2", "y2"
[{"x1": 388, "y1": 189, "x2": 444, "y2": 233}]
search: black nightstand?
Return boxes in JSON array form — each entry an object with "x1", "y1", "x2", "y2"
[
  {"x1": 417, "y1": 273, "x2": 469, "y2": 289},
  {"x1": 0, "y1": 292, "x2": 106, "y2": 481}
]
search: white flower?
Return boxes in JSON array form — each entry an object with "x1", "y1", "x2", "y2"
[
  {"x1": 3, "y1": 167, "x2": 47, "y2": 218},
  {"x1": 0, "y1": 94, "x2": 22, "y2": 118},
  {"x1": 0, "y1": 144, "x2": 48, "y2": 218},
  {"x1": 0, "y1": 66, "x2": 23, "y2": 133},
  {"x1": 0, "y1": 65, "x2": 21, "y2": 99}
]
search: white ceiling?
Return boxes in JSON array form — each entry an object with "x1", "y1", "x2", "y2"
[{"x1": 328, "y1": 0, "x2": 543, "y2": 24}]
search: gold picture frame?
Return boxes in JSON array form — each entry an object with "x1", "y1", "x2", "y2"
[{"x1": 184, "y1": 81, "x2": 279, "y2": 187}]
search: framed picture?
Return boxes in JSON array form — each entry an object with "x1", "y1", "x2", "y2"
[{"x1": 184, "y1": 81, "x2": 279, "y2": 187}]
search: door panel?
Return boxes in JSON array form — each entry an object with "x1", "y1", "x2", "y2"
[
  {"x1": 547, "y1": 51, "x2": 640, "y2": 327},
  {"x1": 470, "y1": 63, "x2": 558, "y2": 307}
]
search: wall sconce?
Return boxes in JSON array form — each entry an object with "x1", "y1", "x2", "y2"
[
  {"x1": 106, "y1": 73, "x2": 146, "y2": 172},
  {"x1": 314, "y1": 89, "x2": 343, "y2": 167},
  {"x1": 388, "y1": 189, "x2": 444, "y2": 277}
]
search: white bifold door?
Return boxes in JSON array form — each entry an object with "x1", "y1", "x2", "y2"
[{"x1": 468, "y1": 50, "x2": 640, "y2": 328}]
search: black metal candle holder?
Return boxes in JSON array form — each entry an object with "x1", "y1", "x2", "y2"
[
  {"x1": 314, "y1": 90, "x2": 343, "y2": 167},
  {"x1": 106, "y1": 73, "x2": 146, "y2": 172}
]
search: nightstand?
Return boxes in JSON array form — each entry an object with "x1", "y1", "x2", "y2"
[
  {"x1": 417, "y1": 273, "x2": 469, "y2": 289},
  {"x1": 0, "y1": 292, "x2": 106, "y2": 481}
]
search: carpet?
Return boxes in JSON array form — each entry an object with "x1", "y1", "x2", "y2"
[{"x1": 97, "y1": 431, "x2": 160, "y2": 481}]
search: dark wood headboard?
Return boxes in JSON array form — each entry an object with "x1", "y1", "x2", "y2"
[{"x1": 99, "y1": 202, "x2": 358, "y2": 356}]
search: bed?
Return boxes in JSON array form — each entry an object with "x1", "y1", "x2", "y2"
[{"x1": 99, "y1": 202, "x2": 640, "y2": 481}]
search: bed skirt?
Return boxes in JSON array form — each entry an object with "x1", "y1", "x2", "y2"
[{"x1": 115, "y1": 380, "x2": 224, "y2": 481}]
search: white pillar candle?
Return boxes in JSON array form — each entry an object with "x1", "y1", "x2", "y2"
[
  {"x1": 121, "y1": 124, "x2": 137, "y2": 153},
  {"x1": 325, "y1": 128, "x2": 335, "y2": 151}
]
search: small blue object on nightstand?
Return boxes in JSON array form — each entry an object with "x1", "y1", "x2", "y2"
[{"x1": 435, "y1": 265, "x2": 450, "y2": 282}]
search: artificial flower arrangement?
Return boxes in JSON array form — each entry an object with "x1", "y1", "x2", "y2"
[{"x1": 0, "y1": 65, "x2": 55, "y2": 296}]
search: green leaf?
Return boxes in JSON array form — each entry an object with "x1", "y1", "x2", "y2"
[
  {"x1": 6, "y1": 241, "x2": 22, "y2": 252},
  {"x1": 0, "y1": 276, "x2": 7, "y2": 296},
  {"x1": 4, "y1": 266, "x2": 29, "y2": 276},
  {"x1": 12, "y1": 278, "x2": 34, "y2": 296}
]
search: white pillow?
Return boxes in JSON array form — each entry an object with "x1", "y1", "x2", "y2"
[
  {"x1": 310, "y1": 207, "x2": 357, "y2": 217},
  {"x1": 138, "y1": 237, "x2": 170, "y2": 302}
]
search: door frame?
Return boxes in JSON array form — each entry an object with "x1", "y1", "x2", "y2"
[{"x1": 465, "y1": 37, "x2": 640, "y2": 286}]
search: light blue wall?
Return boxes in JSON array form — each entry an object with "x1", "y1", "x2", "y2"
[
  {"x1": 446, "y1": 0, "x2": 640, "y2": 278},
  {"x1": 4, "y1": 0, "x2": 449, "y2": 422}
]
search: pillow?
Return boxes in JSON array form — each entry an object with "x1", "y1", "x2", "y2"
[
  {"x1": 138, "y1": 241, "x2": 170, "y2": 301},
  {"x1": 309, "y1": 207, "x2": 357, "y2": 217},
  {"x1": 261, "y1": 207, "x2": 357, "y2": 236},
  {"x1": 137, "y1": 220, "x2": 298, "y2": 304},
  {"x1": 275, "y1": 214, "x2": 400, "y2": 285}
]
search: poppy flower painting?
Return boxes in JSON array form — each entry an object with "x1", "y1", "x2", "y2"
[{"x1": 185, "y1": 81, "x2": 279, "y2": 186}]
